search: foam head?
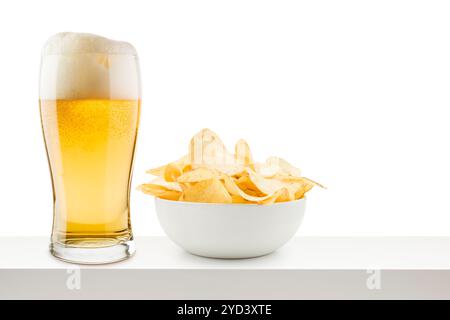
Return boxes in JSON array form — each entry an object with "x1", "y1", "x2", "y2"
[{"x1": 39, "y1": 33, "x2": 140, "y2": 100}]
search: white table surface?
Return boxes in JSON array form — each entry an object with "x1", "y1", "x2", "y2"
[{"x1": 1, "y1": 236, "x2": 450, "y2": 299}]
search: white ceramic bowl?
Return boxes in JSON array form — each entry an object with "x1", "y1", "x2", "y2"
[{"x1": 155, "y1": 198, "x2": 306, "y2": 259}]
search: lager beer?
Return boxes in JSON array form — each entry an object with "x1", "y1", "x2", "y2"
[{"x1": 39, "y1": 33, "x2": 141, "y2": 263}]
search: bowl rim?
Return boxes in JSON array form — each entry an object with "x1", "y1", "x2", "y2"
[{"x1": 154, "y1": 197, "x2": 306, "y2": 207}]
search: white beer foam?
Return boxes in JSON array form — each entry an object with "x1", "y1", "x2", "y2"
[
  {"x1": 40, "y1": 33, "x2": 140, "y2": 100},
  {"x1": 42, "y1": 32, "x2": 137, "y2": 55}
]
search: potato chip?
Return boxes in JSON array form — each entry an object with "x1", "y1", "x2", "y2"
[
  {"x1": 139, "y1": 178, "x2": 183, "y2": 193},
  {"x1": 138, "y1": 183, "x2": 165, "y2": 196},
  {"x1": 294, "y1": 183, "x2": 308, "y2": 199},
  {"x1": 157, "y1": 190, "x2": 182, "y2": 201},
  {"x1": 244, "y1": 169, "x2": 305, "y2": 202},
  {"x1": 285, "y1": 182, "x2": 303, "y2": 201},
  {"x1": 182, "y1": 163, "x2": 193, "y2": 173},
  {"x1": 254, "y1": 156, "x2": 301, "y2": 178},
  {"x1": 188, "y1": 129, "x2": 246, "y2": 176},
  {"x1": 138, "y1": 183, "x2": 182, "y2": 201},
  {"x1": 211, "y1": 163, "x2": 245, "y2": 176},
  {"x1": 181, "y1": 178, "x2": 232, "y2": 204},
  {"x1": 189, "y1": 129, "x2": 233, "y2": 166},
  {"x1": 269, "y1": 176, "x2": 320, "y2": 200},
  {"x1": 253, "y1": 162, "x2": 280, "y2": 178},
  {"x1": 235, "y1": 174, "x2": 257, "y2": 192},
  {"x1": 140, "y1": 129, "x2": 322, "y2": 205},
  {"x1": 301, "y1": 177, "x2": 326, "y2": 189},
  {"x1": 235, "y1": 139, "x2": 253, "y2": 166},
  {"x1": 222, "y1": 175, "x2": 285, "y2": 204},
  {"x1": 146, "y1": 165, "x2": 166, "y2": 177},
  {"x1": 231, "y1": 195, "x2": 251, "y2": 204},
  {"x1": 246, "y1": 169, "x2": 286, "y2": 195},
  {"x1": 146, "y1": 155, "x2": 189, "y2": 177},
  {"x1": 259, "y1": 188, "x2": 290, "y2": 205},
  {"x1": 164, "y1": 162, "x2": 183, "y2": 182},
  {"x1": 177, "y1": 167, "x2": 217, "y2": 183},
  {"x1": 266, "y1": 156, "x2": 301, "y2": 177}
]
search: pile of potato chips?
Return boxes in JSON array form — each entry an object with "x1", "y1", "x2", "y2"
[{"x1": 139, "y1": 129, "x2": 323, "y2": 205}]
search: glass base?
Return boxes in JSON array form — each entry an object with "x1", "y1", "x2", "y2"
[{"x1": 50, "y1": 239, "x2": 135, "y2": 265}]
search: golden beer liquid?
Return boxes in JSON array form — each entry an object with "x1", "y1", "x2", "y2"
[{"x1": 40, "y1": 99, "x2": 140, "y2": 246}]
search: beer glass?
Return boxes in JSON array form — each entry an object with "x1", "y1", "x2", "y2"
[{"x1": 39, "y1": 33, "x2": 140, "y2": 264}]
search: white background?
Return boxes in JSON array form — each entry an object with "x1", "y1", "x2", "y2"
[{"x1": 1, "y1": 0, "x2": 449, "y2": 237}]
